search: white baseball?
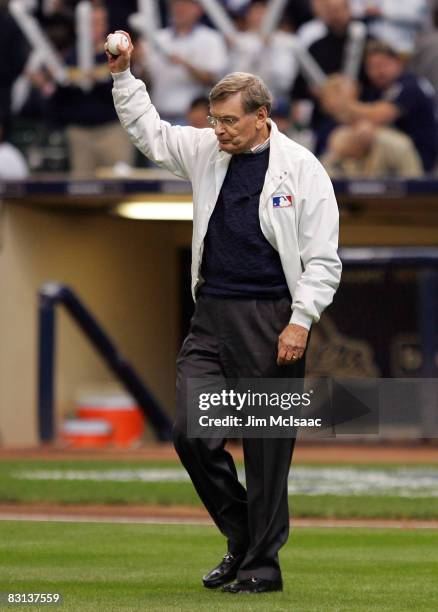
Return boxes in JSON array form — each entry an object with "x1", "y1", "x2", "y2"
[{"x1": 107, "y1": 32, "x2": 129, "y2": 55}]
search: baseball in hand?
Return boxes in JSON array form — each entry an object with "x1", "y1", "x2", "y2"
[{"x1": 106, "y1": 32, "x2": 129, "y2": 55}]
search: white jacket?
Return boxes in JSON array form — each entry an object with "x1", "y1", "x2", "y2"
[{"x1": 112, "y1": 69, "x2": 342, "y2": 330}]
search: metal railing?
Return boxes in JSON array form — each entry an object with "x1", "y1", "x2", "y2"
[{"x1": 38, "y1": 283, "x2": 172, "y2": 442}]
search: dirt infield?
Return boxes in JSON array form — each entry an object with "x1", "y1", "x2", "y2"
[
  {"x1": 0, "y1": 502, "x2": 438, "y2": 529},
  {"x1": 1, "y1": 442, "x2": 438, "y2": 464}
]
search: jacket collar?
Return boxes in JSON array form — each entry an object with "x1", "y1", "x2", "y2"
[{"x1": 266, "y1": 119, "x2": 289, "y2": 184}]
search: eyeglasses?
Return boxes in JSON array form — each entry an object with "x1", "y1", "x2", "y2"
[{"x1": 207, "y1": 115, "x2": 241, "y2": 128}]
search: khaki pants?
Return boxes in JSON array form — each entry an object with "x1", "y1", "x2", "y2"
[{"x1": 67, "y1": 121, "x2": 134, "y2": 177}]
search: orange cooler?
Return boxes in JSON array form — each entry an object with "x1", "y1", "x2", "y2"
[
  {"x1": 61, "y1": 419, "x2": 113, "y2": 448},
  {"x1": 77, "y1": 393, "x2": 145, "y2": 447}
]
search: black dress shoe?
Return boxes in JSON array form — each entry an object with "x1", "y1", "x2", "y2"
[
  {"x1": 222, "y1": 577, "x2": 283, "y2": 594},
  {"x1": 202, "y1": 552, "x2": 244, "y2": 589}
]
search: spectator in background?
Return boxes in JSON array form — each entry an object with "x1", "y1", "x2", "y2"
[
  {"x1": 230, "y1": 0, "x2": 298, "y2": 101},
  {"x1": 296, "y1": 0, "x2": 328, "y2": 47},
  {"x1": 271, "y1": 98, "x2": 294, "y2": 136},
  {"x1": 129, "y1": 30, "x2": 150, "y2": 84},
  {"x1": 186, "y1": 96, "x2": 210, "y2": 128},
  {"x1": 105, "y1": 0, "x2": 138, "y2": 34},
  {"x1": 46, "y1": 2, "x2": 133, "y2": 176},
  {"x1": 17, "y1": 11, "x2": 76, "y2": 120},
  {"x1": 285, "y1": 0, "x2": 313, "y2": 30},
  {"x1": 143, "y1": 0, "x2": 228, "y2": 123},
  {"x1": 321, "y1": 42, "x2": 438, "y2": 172},
  {"x1": 297, "y1": 0, "x2": 355, "y2": 72},
  {"x1": 292, "y1": 0, "x2": 366, "y2": 153},
  {"x1": 350, "y1": 0, "x2": 431, "y2": 55},
  {"x1": 321, "y1": 121, "x2": 423, "y2": 177},
  {"x1": 0, "y1": 112, "x2": 29, "y2": 180},
  {"x1": 0, "y1": 4, "x2": 29, "y2": 137},
  {"x1": 271, "y1": 97, "x2": 315, "y2": 149}
]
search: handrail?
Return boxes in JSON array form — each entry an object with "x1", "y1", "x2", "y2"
[{"x1": 38, "y1": 283, "x2": 172, "y2": 442}]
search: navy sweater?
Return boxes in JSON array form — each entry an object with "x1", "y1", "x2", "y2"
[{"x1": 199, "y1": 147, "x2": 290, "y2": 299}]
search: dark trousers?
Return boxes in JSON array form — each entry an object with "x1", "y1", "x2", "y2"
[{"x1": 173, "y1": 294, "x2": 306, "y2": 581}]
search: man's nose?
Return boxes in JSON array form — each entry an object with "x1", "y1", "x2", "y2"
[{"x1": 214, "y1": 123, "x2": 225, "y2": 136}]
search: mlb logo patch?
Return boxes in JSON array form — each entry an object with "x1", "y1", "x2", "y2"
[{"x1": 273, "y1": 194, "x2": 293, "y2": 208}]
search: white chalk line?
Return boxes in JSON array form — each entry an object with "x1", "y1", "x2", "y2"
[{"x1": 13, "y1": 466, "x2": 438, "y2": 497}]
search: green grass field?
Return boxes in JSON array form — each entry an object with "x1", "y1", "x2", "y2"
[
  {"x1": 0, "y1": 521, "x2": 437, "y2": 611},
  {"x1": 2, "y1": 457, "x2": 438, "y2": 610},
  {"x1": 1, "y1": 459, "x2": 438, "y2": 520}
]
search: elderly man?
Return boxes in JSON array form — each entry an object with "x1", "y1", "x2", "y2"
[{"x1": 107, "y1": 31, "x2": 341, "y2": 594}]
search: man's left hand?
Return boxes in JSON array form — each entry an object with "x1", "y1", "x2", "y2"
[{"x1": 277, "y1": 324, "x2": 309, "y2": 366}]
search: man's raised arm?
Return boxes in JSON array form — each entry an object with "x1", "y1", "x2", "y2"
[{"x1": 106, "y1": 30, "x2": 205, "y2": 180}]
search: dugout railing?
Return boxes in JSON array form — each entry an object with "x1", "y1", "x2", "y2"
[{"x1": 38, "y1": 283, "x2": 173, "y2": 442}]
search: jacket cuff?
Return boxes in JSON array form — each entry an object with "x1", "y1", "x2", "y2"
[
  {"x1": 290, "y1": 309, "x2": 313, "y2": 330},
  {"x1": 112, "y1": 68, "x2": 136, "y2": 89}
]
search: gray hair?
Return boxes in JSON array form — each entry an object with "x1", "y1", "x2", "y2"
[{"x1": 209, "y1": 72, "x2": 273, "y2": 115}]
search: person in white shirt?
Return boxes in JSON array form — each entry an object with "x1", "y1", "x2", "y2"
[
  {"x1": 229, "y1": 1, "x2": 299, "y2": 101},
  {"x1": 144, "y1": 0, "x2": 228, "y2": 123}
]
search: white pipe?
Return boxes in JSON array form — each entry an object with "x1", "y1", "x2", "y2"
[
  {"x1": 76, "y1": 1, "x2": 95, "y2": 92},
  {"x1": 11, "y1": 49, "x2": 44, "y2": 113},
  {"x1": 9, "y1": 0, "x2": 68, "y2": 85},
  {"x1": 343, "y1": 21, "x2": 367, "y2": 81},
  {"x1": 290, "y1": 36, "x2": 327, "y2": 88},
  {"x1": 197, "y1": 0, "x2": 238, "y2": 43}
]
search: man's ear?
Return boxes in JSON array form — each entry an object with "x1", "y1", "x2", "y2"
[{"x1": 256, "y1": 106, "x2": 268, "y2": 128}]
